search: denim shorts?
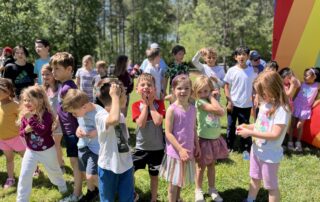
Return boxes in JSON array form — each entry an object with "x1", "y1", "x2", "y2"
[{"x1": 78, "y1": 147, "x2": 98, "y2": 175}]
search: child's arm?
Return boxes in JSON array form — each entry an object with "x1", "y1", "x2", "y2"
[
  {"x1": 149, "y1": 95, "x2": 163, "y2": 126},
  {"x1": 28, "y1": 112, "x2": 53, "y2": 136},
  {"x1": 105, "y1": 83, "x2": 121, "y2": 126},
  {"x1": 237, "y1": 124, "x2": 286, "y2": 140},
  {"x1": 199, "y1": 95, "x2": 224, "y2": 116},
  {"x1": 165, "y1": 106, "x2": 190, "y2": 161},
  {"x1": 87, "y1": 129, "x2": 97, "y2": 138},
  {"x1": 224, "y1": 83, "x2": 233, "y2": 112},
  {"x1": 19, "y1": 118, "x2": 28, "y2": 137},
  {"x1": 191, "y1": 50, "x2": 205, "y2": 72},
  {"x1": 134, "y1": 103, "x2": 148, "y2": 128},
  {"x1": 287, "y1": 77, "x2": 300, "y2": 98},
  {"x1": 193, "y1": 118, "x2": 200, "y2": 159}
]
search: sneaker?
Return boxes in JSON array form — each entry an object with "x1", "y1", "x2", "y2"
[
  {"x1": 295, "y1": 141, "x2": 303, "y2": 152},
  {"x1": 287, "y1": 141, "x2": 294, "y2": 151},
  {"x1": 134, "y1": 192, "x2": 139, "y2": 202},
  {"x1": 195, "y1": 189, "x2": 204, "y2": 202},
  {"x1": 59, "y1": 194, "x2": 83, "y2": 202},
  {"x1": 33, "y1": 166, "x2": 41, "y2": 177},
  {"x1": 208, "y1": 188, "x2": 223, "y2": 202},
  {"x1": 78, "y1": 188, "x2": 99, "y2": 202},
  {"x1": 3, "y1": 178, "x2": 15, "y2": 189},
  {"x1": 242, "y1": 151, "x2": 250, "y2": 160}
]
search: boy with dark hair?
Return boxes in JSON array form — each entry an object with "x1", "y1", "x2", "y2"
[
  {"x1": 132, "y1": 73, "x2": 166, "y2": 202},
  {"x1": 95, "y1": 78, "x2": 134, "y2": 201},
  {"x1": 34, "y1": 39, "x2": 50, "y2": 84},
  {"x1": 224, "y1": 46, "x2": 257, "y2": 158},
  {"x1": 50, "y1": 52, "x2": 83, "y2": 202}
]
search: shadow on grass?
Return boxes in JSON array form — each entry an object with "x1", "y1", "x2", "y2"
[{"x1": 134, "y1": 187, "x2": 152, "y2": 202}]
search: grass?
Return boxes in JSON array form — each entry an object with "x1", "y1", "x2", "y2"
[{"x1": 0, "y1": 72, "x2": 320, "y2": 201}]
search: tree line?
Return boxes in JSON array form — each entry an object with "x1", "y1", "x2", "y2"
[{"x1": 0, "y1": 0, "x2": 273, "y2": 66}]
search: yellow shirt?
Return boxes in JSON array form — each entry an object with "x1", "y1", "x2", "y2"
[{"x1": 0, "y1": 101, "x2": 19, "y2": 140}]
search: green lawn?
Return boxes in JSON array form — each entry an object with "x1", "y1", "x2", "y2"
[{"x1": 0, "y1": 72, "x2": 319, "y2": 202}]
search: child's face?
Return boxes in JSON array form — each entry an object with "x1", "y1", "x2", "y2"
[
  {"x1": 174, "y1": 50, "x2": 185, "y2": 63},
  {"x1": 304, "y1": 71, "x2": 316, "y2": 84},
  {"x1": 41, "y1": 69, "x2": 54, "y2": 86},
  {"x1": 97, "y1": 66, "x2": 107, "y2": 76},
  {"x1": 35, "y1": 43, "x2": 49, "y2": 58},
  {"x1": 83, "y1": 59, "x2": 93, "y2": 69},
  {"x1": 52, "y1": 64, "x2": 72, "y2": 82},
  {"x1": 197, "y1": 84, "x2": 211, "y2": 99},
  {"x1": 173, "y1": 81, "x2": 191, "y2": 102},
  {"x1": 14, "y1": 48, "x2": 26, "y2": 62},
  {"x1": 205, "y1": 54, "x2": 217, "y2": 67},
  {"x1": 283, "y1": 75, "x2": 292, "y2": 85},
  {"x1": 154, "y1": 55, "x2": 161, "y2": 66},
  {"x1": 23, "y1": 96, "x2": 38, "y2": 112},
  {"x1": 0, "y1": 89, "x2": 10, "y2": 101},
  {"x1": 136, "y1": 79, "x2": 156, "y2": 98},
  {"x1": 234, "y1": 53, "x2": 249, "y2": 67},
  {"x1": 69, "y1": 106, "x2": 87, "y2": 118}
]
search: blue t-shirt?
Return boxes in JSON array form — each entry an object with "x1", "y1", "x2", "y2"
[
  {"x1": 77, "y1": 104, "x2": 104, "y2": 154},
  {"x1": 34, "y1": 57, "x2": 50, "y2": 84}
]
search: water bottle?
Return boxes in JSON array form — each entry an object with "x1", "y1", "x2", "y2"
[{"x1": 242, "y1": 151, "x2": 250, "y2": 160}]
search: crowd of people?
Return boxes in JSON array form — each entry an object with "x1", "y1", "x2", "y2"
[{"x1": 0, "y1": 39, "x2": 319, "y2": 202}]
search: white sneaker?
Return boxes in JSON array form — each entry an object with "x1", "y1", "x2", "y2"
[
  {"x1": 208, "y1": 188, "x2": 223, "y2": 202},
  {"x1": 295, "y1": 141, "x2": 303, "y2": 152},
  {"x1": 58, "y1": 185, "x2": 68, "y2": 194},
  {"x1": 195, "y1": 189, "x2": 205, "y2": 202},
  {"x1": 59, "y1": 194, "x2": 83, "y2": 202}
]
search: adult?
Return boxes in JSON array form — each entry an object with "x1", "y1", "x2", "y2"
[
  {"x1": 247, "y1": 50, "x2": 265, "y2": 74},
  {"x1": 3, "y1": 45, "x2": 36, "y2": 98}
]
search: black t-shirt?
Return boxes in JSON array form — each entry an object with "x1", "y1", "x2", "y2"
[
  {"x1": 3, "y1": 62, "x2": 36, "y2": 97},
  {"x1": 3, "y1": 56, "x2": 15, "y2": 67}
]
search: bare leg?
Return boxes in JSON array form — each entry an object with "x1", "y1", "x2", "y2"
[
  {"x1": 53, "y1": 134, "x2": 64, "y2": 166},
  {"x1": 86, "y1": 174, "x2": 98, "y2": 191},
  {"x1": 288, "y1": 116, "x2": 297, "y2": 142},
  {"x1": 3, "y1": 150, "x2": 14, "y2": 178},
  {"x1": 168, "y1": 183, "x2": 178, "y2": 202},
  {"x1": 70, "y1": 157, "x2": 83, "y2": 197},
  {"x1": 296, "y1": 120, "x2": 305, "y2": 142},
  {"x1": 195, "y1": 163, "x2": 206, "y2": 190},
  {"x1": 248, "y1": 178, "x2": 261, "y2": 200},
  {"x1": 269, "y1": 188, "x2": 280, "y2": 202},
  {"x1": 150, "y1": 175, "x2": 158, "y2": 201},
  {"x1": 207, "y1": 162, "x2": 216, "y2": 188}
]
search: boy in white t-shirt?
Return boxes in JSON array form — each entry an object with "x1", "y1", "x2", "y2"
[
  {"x1": 224, "y1": 46, "x2": 257, "y2": 155},
  {"x1": 95, "y1": 78, "x2": 134, "y2": 201}
]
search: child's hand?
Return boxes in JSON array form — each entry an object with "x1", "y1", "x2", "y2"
[
  {"x1": 200, "y1": 48, "x2": 207, "y2": 57},
  {"x1": 194, "y1": 144, "x2": 201, "y2": 159},
  {"x1": 25, "y1": 124, "x2": 33, "y2": 133},
  {"x1": 76, "y1": 128, "x2": 87, "y2": 138},
  {"x1": 109, "y1": 83, "x2": 121, "y2": 98},
  {"x1": 211, "y1": 89, "x2": 220, "y2": 98},
  {"x1": 178, "y1": 147, "x2": 190, "y2": 162},
  {"x1": 297, "y1": 121, "x2": 303, "y2": 129},
  {"x1": 290, "y1": 77, "x2": 300, "y2": 88},
  {"x1": 236, "y1": 125, "x2": 252, "y2": 138},
  {"x1": 86, "y1": 130, "x2": 97, "y2": 138},
  {"x1": 226, "y1": 101, "x2": 233, "y2": 113}
]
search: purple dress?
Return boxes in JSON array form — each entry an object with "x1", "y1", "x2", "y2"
[
  {"x1": 293, "y1": 82, "x2": 318, "y2": 120},
  {"x1": 165, "y1": 103, "x2": 196, "y2": 160}
]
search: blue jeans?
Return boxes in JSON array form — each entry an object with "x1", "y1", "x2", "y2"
[
  {"x1": 98, "y1": 166, "x2": 134, "y2": 202},
  {"x1": 227, "y1": 106, "x2": 252, "y2": 152}
]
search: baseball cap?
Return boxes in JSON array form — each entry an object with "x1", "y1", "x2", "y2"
[
  {"x1": 3, "y1": 46, "x2": 13, "y2": 54},
  {"x1": 250, "y1": 50, "x2": 261, "y2": 60},
  {"x1": 150, "y1": 43, "x2": 160, "y2": 49}
]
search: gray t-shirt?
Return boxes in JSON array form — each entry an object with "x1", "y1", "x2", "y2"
[
  {"x1": 75, "y1": 68, "x2": 99, "y2": 102},
  {"x1": 77, "y1": 104, "x2": 104, "y2": 154}
]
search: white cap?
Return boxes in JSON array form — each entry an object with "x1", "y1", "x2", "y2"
[{"x1": 150, "y1": 43, "x2": 160, "y2": 49}]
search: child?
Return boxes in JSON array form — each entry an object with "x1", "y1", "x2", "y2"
[
  {"x1": 0, "y1": 78, "x2": 26, "y2": 189},
  {"x1": 132, "y1": 73, "x2": 166, "y2": 202},
  {"x1": 34, "y1": 39, "x2": 50, "y2": 85},
  {"x1": 63, "y1": 89, "x2": 103, "y2": 201},
  {"x1": 50, "y1": 52, "x2": 83, "y2": 201},
  {"x1": 96, "y1": 60, "x2": 108, "y2": 79},
  {"x1": 16, "y1": 86, "x2": 67, "y2": 202},
  {"x1": 264, "y1": 60, "x2": 279, "y2": 72},
  {"x1": 75, "y1": 55, "x2": 99, "y2": 102},
  {"x1": 114, "y1": 55, "x2": 134, "y2": 116},
  {"x1": 193, "y1": 75, "x2": 227, "y2": 202},
  {"x1": 95, "y1": 78, "x2": 134, "y2": 201},
  {"x1": 41, "y1": 64, "x2": 65, "y2": 172},
  {"x1": 224, "y1": 46, "x2": 257, "y2": 155},
  {"x1": 192, "y1": 47, "x2": 225, "y2": 88},
  {"x1": 237, "y1": 71, "x2": 290, "y2": 202},
  {"x1": 288, "y1": 68, "x2": 320, "y2": 151},
  {"x1": 143, "y1": 48, "x2": 164, "y2": 100},
  {"x1": 3, "y1": 45, "x2": 37, "y2": 98},
  {"x1": 160, "y1": 74, "x2": 200, "y2": 202}
]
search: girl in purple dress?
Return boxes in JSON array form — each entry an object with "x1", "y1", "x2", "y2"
[
  {"x1": 160, "y1": 74, "x2": 200, "y2": 202},
  {"x1": 288, "y1": 67, "x2": 320, "y2": 151}
]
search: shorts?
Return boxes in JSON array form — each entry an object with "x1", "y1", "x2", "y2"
[
  {"x1": 197, "y1": 136, "x2": 229, "y2": 166},
  {"x1": 78, "y1": 147, "x2": 98, "y2": 175},
  {"x1": 0, "y1": 136, "x2": 26, "y2": 152},
  {"x1": 63, "y1": 134, "x2": 79, "y2": 157},
  {"x1": 250, "y1": 151, "x2": 279, "y2": 190},
  {"x1": 132, "y1": 149, "x2": 164, "y2": 176}
]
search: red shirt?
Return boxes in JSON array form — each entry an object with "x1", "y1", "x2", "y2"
[{"x1": 132, "y1": 99, "x2": 166, "y2": 122}]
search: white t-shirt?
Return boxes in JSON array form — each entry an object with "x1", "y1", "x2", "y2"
[
  {"x1": 252, "y1": 103, "x2": 290, "y2": 163},
  {"x1": 224, "y1": 65, "x2": 257, "y2": 108},
  {"x1": 95, "y1": 110, "x2": 133, "y2": 174},
  {"x1": 143, "y1": 63, "x2": 162, "y2": 99}
]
